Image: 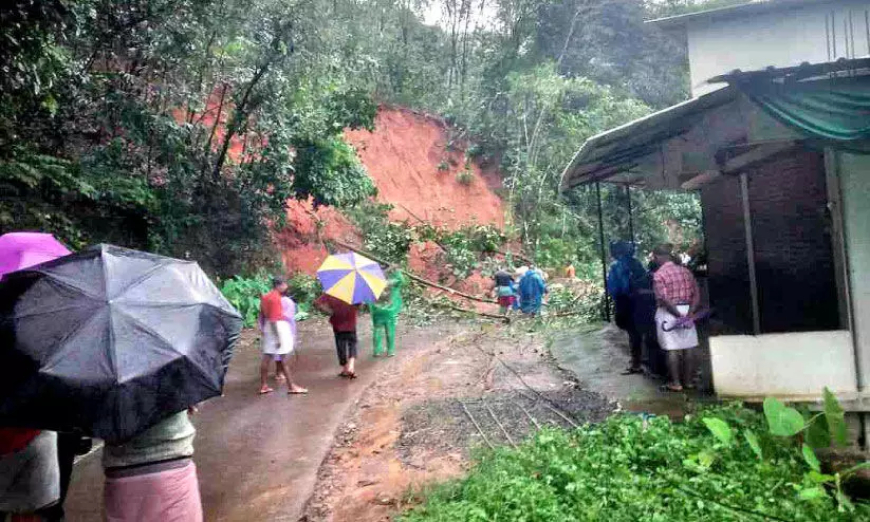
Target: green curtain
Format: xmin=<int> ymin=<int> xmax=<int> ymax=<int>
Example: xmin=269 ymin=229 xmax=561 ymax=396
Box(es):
xmin=738 ymin=75 xmax=870 ymax=145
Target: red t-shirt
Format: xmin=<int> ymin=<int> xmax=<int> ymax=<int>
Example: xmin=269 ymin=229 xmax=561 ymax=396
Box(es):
xmin=260 ymin=289 xmax=284 ymax=322
xmin=0 ymin=428 xmax=40 ymax=456
xmin=316 ymin=295 xmax=358 ymax=332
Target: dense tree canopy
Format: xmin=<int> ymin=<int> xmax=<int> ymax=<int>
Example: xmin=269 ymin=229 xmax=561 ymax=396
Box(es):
xmin=1 ymin=0 xmax=707 ymax=275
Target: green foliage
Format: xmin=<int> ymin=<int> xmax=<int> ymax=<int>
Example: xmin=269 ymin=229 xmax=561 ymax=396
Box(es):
xmin=1 ymin=0 xmax=703 ymax=283
xmin=345 ymin=200 xmax=413 ymax=265
xmin=744 ymin=429 xmax=763 ymax=460
xmin=763 ymin=397 xmax=806 ymax=437
xmin=702 ymin=417 xmax=733 ymax=445
xmin=1 ymin=0 xmax=379 ymax=276
xmin=287 ymin=273 xmax=321 ymax=316
xmin=366 ymin=221 xmax=414 ymax=265
xmin=221 ymin=274 xmax=271 ymax=327
xmin=220 ymin=272 xmax=319 ymax=327
xmin=400 ymin=404 xmax=868 ymax=521
xmin=702 ymin=389 xmax=869 ymax=514
xmin=292 ymin=137 xmax=376 ymax=208
xmin=455 ymin=169 xmax=475 ymax=186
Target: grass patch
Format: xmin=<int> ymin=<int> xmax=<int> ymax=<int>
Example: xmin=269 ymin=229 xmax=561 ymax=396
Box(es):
xmin=399 ymin=404 xmax=869 ymax=521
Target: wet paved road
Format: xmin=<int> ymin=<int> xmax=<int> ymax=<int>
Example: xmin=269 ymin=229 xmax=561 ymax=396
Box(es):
xmin=64 ymin=324 xmax=385 ymax=521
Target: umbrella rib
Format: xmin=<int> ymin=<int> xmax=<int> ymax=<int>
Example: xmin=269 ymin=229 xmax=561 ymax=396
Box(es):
xmin=114 ymin=302 xmax=242 ymax=321
xmin=101 ymin=254 xmax=118 ymax=382
xmin=11 ymin=302 xmax=103 ymax=320
xmin=37 ymin=273 xmax=104 ymax=301
xmin=40 ymin=308 xmax=110 ymax=372
xmin=112 ymin=308 xmax=219 ymax=390
xmin=107 ymin=259 xmax=173 ymax=299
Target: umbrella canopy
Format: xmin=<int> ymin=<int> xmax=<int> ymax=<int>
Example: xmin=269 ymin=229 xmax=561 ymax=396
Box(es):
xmin=0 ymin=232 xmax=71 ymax=278
xmin=316 ymin=252 xmax=386 ymax=305
xmin=0 ymin=244 xmax=242 ymax=443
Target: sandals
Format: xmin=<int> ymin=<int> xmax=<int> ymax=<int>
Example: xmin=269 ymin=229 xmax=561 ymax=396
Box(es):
xmin=660 ymin=383 xmax=684 ymax=392
xmin=621 ymin=367 xmax=643 ymax=375
xmin=339 ymin=371 xmax=358 ymax=379
xmin=258 ymin=387 xmax=274 ymax=395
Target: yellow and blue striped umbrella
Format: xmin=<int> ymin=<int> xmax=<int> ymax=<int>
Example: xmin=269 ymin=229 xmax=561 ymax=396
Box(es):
xmin=316 ymin=252 xmax=387 ymax=305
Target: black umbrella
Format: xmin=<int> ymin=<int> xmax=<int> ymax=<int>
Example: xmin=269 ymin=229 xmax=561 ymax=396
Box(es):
xmin=0 ymin=244 xmax=242 ymax=443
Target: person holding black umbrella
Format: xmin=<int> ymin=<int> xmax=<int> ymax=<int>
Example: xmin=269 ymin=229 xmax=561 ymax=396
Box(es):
xmin=102 ymin=408 xmax=201 ymax=521
xmin=0 ymin=244 xmax=243 ymax=522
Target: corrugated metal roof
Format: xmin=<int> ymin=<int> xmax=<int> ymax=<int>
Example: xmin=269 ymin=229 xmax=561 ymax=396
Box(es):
xmin=559 ymin=58 xmax=870 ymax=191
xmin=707 ymin=56 xmax=870 ymax=83
xmin=648 ymin=0 xmax=832 ymax=30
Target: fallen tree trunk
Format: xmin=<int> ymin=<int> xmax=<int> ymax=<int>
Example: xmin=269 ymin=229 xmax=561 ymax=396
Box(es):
xmin=425 ymin=298 xmax=509 ymax=321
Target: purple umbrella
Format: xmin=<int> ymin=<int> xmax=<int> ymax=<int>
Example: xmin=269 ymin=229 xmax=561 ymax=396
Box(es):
xmin=0 ymin=232 xmax=71 ymax=278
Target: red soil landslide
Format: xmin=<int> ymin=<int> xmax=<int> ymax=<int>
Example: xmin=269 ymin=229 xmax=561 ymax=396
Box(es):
xmin=344 ymin=107 xmax=504 ymax=229
xmin=277 ymin=106 xmax=505 ymax=277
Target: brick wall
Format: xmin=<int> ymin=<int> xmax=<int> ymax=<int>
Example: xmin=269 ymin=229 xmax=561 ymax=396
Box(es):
xmin=701 ymin=148 xmax=840 ymax=334
xmin=702 ymin=175 xmax=754 ymax=334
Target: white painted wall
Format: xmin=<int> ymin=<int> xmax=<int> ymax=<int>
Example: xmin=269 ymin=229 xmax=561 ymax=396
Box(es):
xmin=687 ymin=0 xmax=870 ymax=96
xmin=710 ymin=331 xmax=857 ymax=398
xmin=839 ymin=151 xmax=870 ymax=390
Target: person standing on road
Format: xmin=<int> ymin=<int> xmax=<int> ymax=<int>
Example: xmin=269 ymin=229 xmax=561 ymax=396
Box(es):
xmin=315 ymin=294 xmax=360 ymax=379
xmin=652 ymin=244 xmax=701 ymax=392
xmin=492 ymin=269 xmax=516 ymax=316
xmin=518 ymin=266 xmax=547 ymax=316
xmin=259 ymin=277 xmax=308 ymax=395
xmin=606 ymin=241 xmax=649 ymax=376
xmin=102 ymin=409 xmax=202 ymax=522
xmin=371 ymin=269 xmax=405 ymax=357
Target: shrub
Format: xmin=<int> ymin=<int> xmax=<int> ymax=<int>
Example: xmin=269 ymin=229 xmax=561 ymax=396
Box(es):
xmin=456 ymin=169 xmax=475 ymax=186
xmin=437 ymin=160 xmax=450 ymax=171
xmin=400 ymin=403 xmax=869 ymax=522
xmin=220 ymin=274 xmax=271 ymax=327
xmin=287 ymin=273 xmax=321 ymax=317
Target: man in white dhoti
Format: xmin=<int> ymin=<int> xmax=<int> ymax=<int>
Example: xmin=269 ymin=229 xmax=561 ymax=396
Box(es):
xmin=259 ymin=277 xmax=308 ymax=395
xmin=652 ymin=245 xmax=700 ymax=392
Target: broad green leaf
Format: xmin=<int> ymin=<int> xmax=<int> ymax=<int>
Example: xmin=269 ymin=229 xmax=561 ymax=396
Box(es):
xmin=823 ymin=387 xmax=848 ymax=446
xmin=807 ymin=470 xmax=835 ymax=483
xmin=763 ymin=397 xmax=805 ymax=437
xmin=805 ymin=414 xmax=831 ymax=449
xmin=798 ymin=486 xmax=826 ymax=500
xmin=698 ymin=450 xmax=716 ymax=469
xmin=743 ymin=429 xmax=763 ymax=460
xmin=802 ymin=444 xmax=821 ymax=472
xmin=702 ymin=417 xmax=732 ymax=445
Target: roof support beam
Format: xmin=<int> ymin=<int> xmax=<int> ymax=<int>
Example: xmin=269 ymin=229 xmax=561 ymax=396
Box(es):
xmin=740 ymin=172 xmax=762 ymax=335
xmin=720 ymin=141 xmax=797 ymax=175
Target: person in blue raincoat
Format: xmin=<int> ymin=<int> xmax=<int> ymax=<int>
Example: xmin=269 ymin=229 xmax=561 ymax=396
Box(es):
xmin=518 ymin=266 xmax=547 ymax=316
xmin=607 ymin=240 xmax=654 ymax=375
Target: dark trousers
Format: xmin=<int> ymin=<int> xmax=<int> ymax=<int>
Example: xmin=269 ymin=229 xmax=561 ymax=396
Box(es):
xmin=334 ymin=331 xmax=358 ymax=366
xmin=627 ymin=324 xmax=643 ymax=369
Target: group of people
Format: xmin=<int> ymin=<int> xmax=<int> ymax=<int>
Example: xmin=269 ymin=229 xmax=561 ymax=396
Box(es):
xmin=492 ymin=266 xmax=548 ymax=316
xmin=1 ymin=269 xmax=408 ymax=522
xmin=256 ymin=269 xmax=406 ymax=394
xmin=607 ymin=241 xmax=701 ymax=392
